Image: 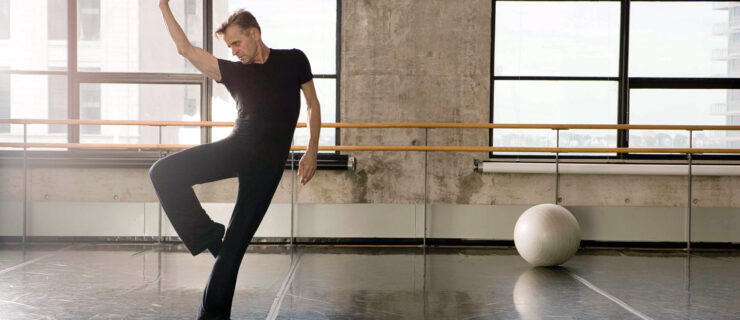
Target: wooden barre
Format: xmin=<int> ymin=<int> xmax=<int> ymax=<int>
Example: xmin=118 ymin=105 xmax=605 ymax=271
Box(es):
xmin=1 ymin=119 xmax=740 ymax=130
xmin=1 ymin=142 xmax=738 ymax=154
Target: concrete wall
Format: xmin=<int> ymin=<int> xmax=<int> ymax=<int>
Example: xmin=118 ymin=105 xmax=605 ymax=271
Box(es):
xmin=1 ymin=0 xmax=739 ymax=242
xmin=334 ymin=0 xmax=491 ymax=204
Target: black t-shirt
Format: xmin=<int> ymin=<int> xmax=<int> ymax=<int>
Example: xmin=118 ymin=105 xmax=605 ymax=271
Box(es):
xmin=216 ymin=48 xmax=313 ymax=125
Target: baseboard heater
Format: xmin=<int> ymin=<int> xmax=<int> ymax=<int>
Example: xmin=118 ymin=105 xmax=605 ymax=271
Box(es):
xmin=284 ymin=153 xmax=355 ymax=171
xmin=475 ymin=160 xmax=740 ymax=176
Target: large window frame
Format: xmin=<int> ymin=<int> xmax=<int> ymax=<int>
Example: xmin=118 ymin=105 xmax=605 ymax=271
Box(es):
xmin=0 ymin=0 xmax=342 ymax=165
xmin=490 ymin=0 xmax=740 ymax=162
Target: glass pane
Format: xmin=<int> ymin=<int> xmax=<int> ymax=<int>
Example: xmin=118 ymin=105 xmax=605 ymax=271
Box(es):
xmin=47 ymin=72 xmax=68 ymax=134
xmin=80 ymin=83 xmax=100 ymax=135
xmin=79 ymin=83 xmax=201 ymax=145
xmin=78 ymin=0 xmax=100 ymax=41
xmin=493 ymin=81 xmax=618 ymax=156
xmin=77 ymin=0 xmax=203 ymax=73
xmin=0 ymin=74 xmax=68 ymax=150
xmin=630 ymin=2 xmax=730 ymax=77
xmin=0 ymin=71 xmax=8 ymax=134
xmin=494 ymin=1 xmax=620 ymax=77
xmin=213 ymin=0 xmax=336 ymax=74
xmin=1 ymin=0 xmax=9 ymax=39
xmin=48 ymin=0 xmax=67 ymax=41
xmin=2 ymin=0 xmax=67 ymax=71
xmin=630 ymin=89 xmax=736 ymax=152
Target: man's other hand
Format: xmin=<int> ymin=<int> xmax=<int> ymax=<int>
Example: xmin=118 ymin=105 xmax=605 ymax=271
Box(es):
xmin=297 ymin=151 xmax=317 ymax=185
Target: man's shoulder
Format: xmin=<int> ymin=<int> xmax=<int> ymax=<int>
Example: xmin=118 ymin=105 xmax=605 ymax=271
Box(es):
xmin=218 ymin=58 xmax=242 ymax=67
xmin=271 ymin=48 xmax=305 ymax=57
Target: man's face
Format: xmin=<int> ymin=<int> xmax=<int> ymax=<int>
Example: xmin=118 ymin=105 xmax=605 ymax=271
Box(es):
xmin=223 ymin=25 xmax=258 ymax=64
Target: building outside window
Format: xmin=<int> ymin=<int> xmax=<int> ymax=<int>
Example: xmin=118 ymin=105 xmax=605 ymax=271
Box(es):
xmin=47 ymin=71 xmax=67 ymax=134
xmin=48 ymin=0 xmax=67 ymax=41
xmin=78 ymin=0 xmax=100 ymax=41
xmin=80 ymin=82 xmax=100 ymax=135
xmin=0 ymin=0 xmax=9 ymax=40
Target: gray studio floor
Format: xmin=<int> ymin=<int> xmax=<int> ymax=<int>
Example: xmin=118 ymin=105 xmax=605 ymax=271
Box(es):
xmin=0 ymin=243 xmax=738 ymax=319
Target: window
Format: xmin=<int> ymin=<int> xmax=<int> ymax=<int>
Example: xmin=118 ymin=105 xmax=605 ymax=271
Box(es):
xmin=630 ymin=2 xmax=728 ymax=78
xmin=77 ymin=0 xmax=203 ymax=73
xmin=78 ymin=0 xmax=100 ymax=41
xmin=630 ymin=90 xmax=732 ymax=150
xmin=731 ymin=33 xmax=740 ymax=56
xmin=1 ymin=0 xmax=339 ymax=157
xmin=211 ymin=0 xmax=338 ymax=150
xmin=494 ymin=2 xmax=620 ymax=77
xmin=731 ymin=6 xmax=740 ymax=18
xmin=629 ymin=2 xmax=739 ymax=154
xmin=493 ymin=81 xmax=617 ymax=155
xmin=184 ymin=0 xmax=201 ymax=74
xmin=185 ymin=98 xmax=197 ymax=117
xmin=0 ymin=74 xmax=69 ymax=145
xmin=48 ymin=0 xmax=67 ymax=41
xmin=76 ymin=83 xmax=201 ymax=145
xmin=48 ymin=73 xmax=68 ymax=134
xmin=492 ymin=1 xmax=620 ymax=157
xmin=492 ymin=1 xmax=740 ymax=160
xmin=4 ymin=1 xmax=67 ymax=71
xmin=185 ymin=0 xmax=197 ymax=15
xmin=0 ymin=71 xmax=8 ymax=133
xmin=79 ymin=83 xmax=100 ymax=135
xmin=0 ymin=0 xmax=8 ymax=39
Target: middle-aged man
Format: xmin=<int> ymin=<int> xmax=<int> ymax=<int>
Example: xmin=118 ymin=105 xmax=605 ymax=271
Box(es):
xmin=150 ymin=1 xmax=321 ymax=319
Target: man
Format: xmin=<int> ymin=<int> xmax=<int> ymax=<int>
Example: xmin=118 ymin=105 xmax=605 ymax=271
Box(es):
xmin=149 ymin=1 xmax=321 ymax=319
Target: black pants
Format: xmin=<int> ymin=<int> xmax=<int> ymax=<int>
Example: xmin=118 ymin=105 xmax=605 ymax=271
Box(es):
xmin=149 ymin=118 xmax=293 ymax=320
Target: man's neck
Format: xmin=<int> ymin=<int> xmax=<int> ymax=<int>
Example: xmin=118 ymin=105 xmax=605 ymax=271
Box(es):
xmin=253 ymin=42 xmax=270 ymax=64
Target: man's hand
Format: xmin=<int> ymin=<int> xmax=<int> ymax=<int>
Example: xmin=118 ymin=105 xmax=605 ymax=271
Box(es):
xmin=298 ymin=150 xmax=317 ymax=185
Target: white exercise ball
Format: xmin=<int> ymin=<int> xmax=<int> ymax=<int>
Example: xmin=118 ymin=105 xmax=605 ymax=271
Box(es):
xmin=513 ymin=204 xmax=581 ymax=267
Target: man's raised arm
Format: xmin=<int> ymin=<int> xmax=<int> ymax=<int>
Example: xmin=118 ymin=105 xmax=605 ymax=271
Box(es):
xmin=159 ymin=0 xmax=221 ymax=82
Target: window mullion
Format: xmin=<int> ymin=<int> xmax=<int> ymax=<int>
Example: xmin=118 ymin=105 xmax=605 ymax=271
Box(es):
xmin=617 ymin=0 xmax=630 ymax=158
xmin=76 ymin=72 xmax=204 ymax=84
xmin=336 ymin=0 xmax=342 ymax=151
xmin=68 ymin=0 xmax=80 ymax=145
xmin=204 ymin=0 xmax=213 ymax=144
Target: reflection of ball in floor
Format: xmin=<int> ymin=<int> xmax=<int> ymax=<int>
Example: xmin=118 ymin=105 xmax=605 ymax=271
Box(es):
xmin=513 ymin=267 xmax=576 ymax=320
xmin=514 ymin=204 xmax=581 ymax=267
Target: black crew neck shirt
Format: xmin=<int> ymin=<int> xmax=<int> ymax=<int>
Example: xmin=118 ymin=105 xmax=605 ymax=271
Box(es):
xmin=216 ymin=48 xmax=313 ymax=125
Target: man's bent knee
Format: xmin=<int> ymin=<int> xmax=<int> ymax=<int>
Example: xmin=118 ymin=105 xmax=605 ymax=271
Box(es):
xmin=149 ymin=158 xmax=169 ymax=184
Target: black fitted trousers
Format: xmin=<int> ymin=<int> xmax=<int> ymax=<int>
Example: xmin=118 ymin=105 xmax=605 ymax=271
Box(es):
xmin=149 ymin=118 xmax=294 ymax=320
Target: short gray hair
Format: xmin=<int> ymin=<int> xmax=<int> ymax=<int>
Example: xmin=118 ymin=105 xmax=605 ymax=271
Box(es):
xmin=215 ymin=9 xmax=261 ymax=39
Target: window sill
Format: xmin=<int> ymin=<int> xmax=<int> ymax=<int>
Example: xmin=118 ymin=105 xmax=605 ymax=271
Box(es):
xmin=476 ymin=161 xmax=740 ymax=176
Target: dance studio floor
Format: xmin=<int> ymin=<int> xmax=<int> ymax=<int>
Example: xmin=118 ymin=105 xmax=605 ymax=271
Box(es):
xmin=0 ymin=243 xmax=738 ymax=319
